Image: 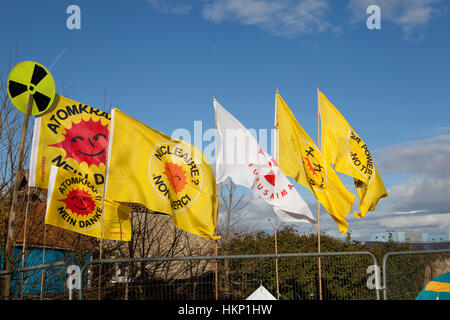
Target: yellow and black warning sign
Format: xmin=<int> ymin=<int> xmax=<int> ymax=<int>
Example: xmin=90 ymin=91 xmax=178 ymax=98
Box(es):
xmin=7 ymin=61 xmax=56 ymax=115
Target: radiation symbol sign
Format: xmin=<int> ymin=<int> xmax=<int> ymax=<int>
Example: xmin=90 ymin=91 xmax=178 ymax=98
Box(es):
xmin=7 ymin=61 xmax=56 ymax=115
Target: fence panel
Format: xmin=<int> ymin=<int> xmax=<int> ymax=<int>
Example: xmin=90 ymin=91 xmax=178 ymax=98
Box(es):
xmin=0 ymin=261 xmax=69 ymax=300
xmin=79 ymin=252 xmax=379 ymax=300
xmin=382 ymin=249 xmax=450 ymax=300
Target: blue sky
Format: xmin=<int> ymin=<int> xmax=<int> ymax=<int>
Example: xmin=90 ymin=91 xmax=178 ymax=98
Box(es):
xmin=2 ymin=0 xmax=450 ymax=240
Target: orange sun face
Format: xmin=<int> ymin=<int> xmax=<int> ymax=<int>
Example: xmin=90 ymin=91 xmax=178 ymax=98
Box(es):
xmin=50 ymin=118 xmax=109 ymax=166
xmin=163 ymin=162 xmax=187 ymax=193
xmin=60 ymin=188 xmax=96 ymax=217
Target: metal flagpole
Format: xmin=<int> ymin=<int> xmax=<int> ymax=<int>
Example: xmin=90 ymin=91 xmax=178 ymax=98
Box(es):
xmin=317 ymin=87 xmax=323 ymax=301
xmin=273 ymin=89 xmax=280 ymax=300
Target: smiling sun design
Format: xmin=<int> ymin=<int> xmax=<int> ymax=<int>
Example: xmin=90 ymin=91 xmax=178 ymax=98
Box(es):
xmin=60 ymin=188 xmax=96 ymax=217
xmin=50 ymin=118 xmax=109 ymax=166
xmin=163 ymin=162 xmax=187 ymax=193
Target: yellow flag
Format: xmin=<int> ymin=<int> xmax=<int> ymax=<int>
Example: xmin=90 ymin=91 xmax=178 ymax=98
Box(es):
xmin=318 ymin=89 xmax=388 ymax=218
xmin=29 ymin=95 xmax=110 ymax=189
xmin=45 ymin=166 xmax=131 ymax=241
xmin=104 ymin=109 xmax=219 ymax=240
xmin=276 ymin=92 xmax=355 ymax=233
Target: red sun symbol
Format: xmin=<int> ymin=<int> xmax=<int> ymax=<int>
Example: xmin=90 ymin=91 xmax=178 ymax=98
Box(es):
xmin=258 ymin=148 xmax=278 ymax=187
xmin=60 ymin=188 xmax=96 ymax=217
xmin=50 ymin=118 xmax=109 ymax=166
xmin=264 ymin=158 xmax=279 ymax=187
xmin=163 ymin=162 xmax=187 ymax=193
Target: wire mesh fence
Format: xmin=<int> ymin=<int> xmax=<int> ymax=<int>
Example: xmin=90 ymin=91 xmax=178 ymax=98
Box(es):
xmin=3 ymin=249 xmax=448 ymax=300
xmin=0 ymin=261 xmax=69 ymax=300
xmin=78 ymin=252 xmax=379 ymax=300
xmin=382 ymin=249 xmax=450 ymax=300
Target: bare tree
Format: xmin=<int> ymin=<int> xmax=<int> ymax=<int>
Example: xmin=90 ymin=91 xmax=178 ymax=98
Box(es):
xmin=215 ymin=178 xmax=252 ymax=298
xmin=0 ymin=48 xmax=38 ymax=298
xmin=0 ymin=52 xmax=93 ymax=299
xmin=94 ymin=204 xmax=216 ymax=300
xmin=217 ymin=178 xmax=252 ymax=245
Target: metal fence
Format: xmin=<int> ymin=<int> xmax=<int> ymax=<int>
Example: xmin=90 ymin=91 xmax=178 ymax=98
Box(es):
xmin=382 ymin=249 xmax=450 ymax=300
xmin=2 ymin=249 xmax=450 ymax=300
xmin=0 ymin=260 xmax=69 ymax=300
xmin=78 ymin=251 xmax=380 ymax=300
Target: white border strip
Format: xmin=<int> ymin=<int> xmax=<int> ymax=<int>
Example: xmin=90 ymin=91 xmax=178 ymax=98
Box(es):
xmin=45 ymin=165 xmax=58 ymax=221
xmin=28 ymin=116 xmax=41 ymax=187
xmin=103 ymin=108 xmax=116 ymax=200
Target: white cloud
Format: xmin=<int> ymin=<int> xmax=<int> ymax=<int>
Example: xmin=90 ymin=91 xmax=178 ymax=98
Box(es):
xmin=387 ymin=177 xmax=450 ymax=212
xmin=378 ymin=212 xmax=450 ymax=229
xmin=375 ymin=134 xmax=450 ymax=212
xmin=347 ymin=0 xmax=445 ymax=39
xmin=147 ymin=0 xmax=446 ymax=39
xmin=147 ymin=0 xmax=193 ymax=15
xmin=377 ymin=135 xmax=450 ymax=176
xmin=201 ymin=0 xmax=341 ymax=37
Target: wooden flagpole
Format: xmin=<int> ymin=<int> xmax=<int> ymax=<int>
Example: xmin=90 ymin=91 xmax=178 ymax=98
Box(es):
xmin=273 ymin=89 xmax=280 ymax=300
xmin=317 ymin=87 xmax=323 ymax=301
xmin=97 ymin=199 xmax=106 ymax=300
xmin=40 ymin=224 xmax=47 ymax=299
xmin=213 ymin=96 xmax=219 ymax=300
xmin=20 ymin=185 xmax=32 ymax=299
xmin=4 ymin=94 xmax=33 ymax=299
xmin=97 ymin=98 xmax=110 ymax=300
xmin=273 ymin=215 xmax=280 ymax=300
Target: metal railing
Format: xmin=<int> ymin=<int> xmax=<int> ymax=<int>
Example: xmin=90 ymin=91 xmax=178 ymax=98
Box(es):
xmin=79 ymin=251 xmax=380 ymax=300
xmin=0 ymin=260 xmax=69 ymax=300
xmin=381 ymin=248 xmax=450 ymax=300
xmin=3 ymin=249 xmax=448 ymax=300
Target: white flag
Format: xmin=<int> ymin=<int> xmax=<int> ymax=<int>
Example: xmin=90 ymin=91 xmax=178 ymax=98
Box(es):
xmin=214 ymin=99 xmax=316 ymax=224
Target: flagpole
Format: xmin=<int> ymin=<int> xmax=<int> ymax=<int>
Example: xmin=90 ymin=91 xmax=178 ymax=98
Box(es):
xmin=213 ymin=96 xmax=219 ymax=300
xmin=273 ymin=214 xmax=280 ymax=299
xmin=97 ymin=153 xmax=110 ymax=300
xmin=20 ymin=185 xmax=32 ymax=299
xmin=273 ymin=89 xmax=280 ymax=300
xmin=4 ymin=93 xmax=33 ymax=299
xmin=97 ymin=106 xmax=115 ymax=300
xmin=96 ymin=94 xmax=110 ymax=300
xmin=317 ymin=87 xmax=323 ymax=301
xmin=40 ymin=224 xmax=47 ymax=299
xmin=97 ymin=200 xmax=106 ymax=300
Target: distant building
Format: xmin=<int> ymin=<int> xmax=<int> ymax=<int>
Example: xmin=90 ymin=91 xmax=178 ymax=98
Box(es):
xmin=367 ymin=231 xmax=450 ymax=250
xmin=428 ymin=233 xmax=450 ymax=242
xmin=369 ymin=231 xmax=449 ymax=243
